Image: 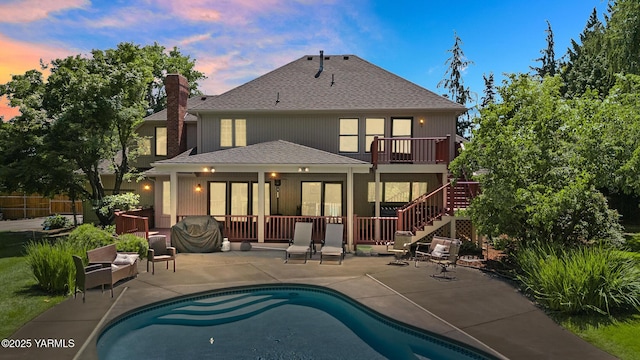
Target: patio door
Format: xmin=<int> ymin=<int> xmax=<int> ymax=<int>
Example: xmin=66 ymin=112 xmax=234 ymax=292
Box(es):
xmin=391 ymin=117 xmax=413 ymax=161
xmin=301 ymin=182 xmax=342 ymax=217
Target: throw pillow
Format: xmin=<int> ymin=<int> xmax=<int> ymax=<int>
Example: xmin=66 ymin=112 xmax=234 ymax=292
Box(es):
xmin=431 ymin=243 xmax=449 ymax=258
xmin=113 ymin=253 xmax=135 ymax=265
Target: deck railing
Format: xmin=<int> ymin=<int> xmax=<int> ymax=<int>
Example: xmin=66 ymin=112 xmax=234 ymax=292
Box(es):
xmin=370 ymin=136 xmax=450 ymax=168
xmin=353 ymin=216 xmax=397 ymax=245
xmin=115 ymin=211 xmax=149 ymax=239
xmin=397 ymin=184 xmax=448 ymax=233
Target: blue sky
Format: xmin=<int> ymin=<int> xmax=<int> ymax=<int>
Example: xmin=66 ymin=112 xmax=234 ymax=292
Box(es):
xmin=0 ymin=0 xmax=609 ymax=119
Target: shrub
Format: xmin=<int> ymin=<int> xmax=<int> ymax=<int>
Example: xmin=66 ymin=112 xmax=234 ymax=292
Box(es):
xmin=96 ymin=193 xmax=140 ymax=216
xmin=25 ymin=241 xmax=81 ymax=294
xmin=116 ymin=234 xmax=149 ymax=259
xmin=459 ymin=240 xmax=482 ymax=256
xmin=65 ymin=224 xmax=115 ymax=259
xmin=626 ymin=233 xmax=640 ymax=252
xmin=42 ymin=214 xmax=72 ymax=230
xmin=516 ymin=244 xmax=640 ymax=315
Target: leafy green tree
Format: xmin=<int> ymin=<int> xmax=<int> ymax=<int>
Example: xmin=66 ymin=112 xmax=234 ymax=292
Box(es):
xmin=438 ymin=32 xmax=474 ymax=137
xmin=451 ymin=74 xmax=623 ymax=246
xmin=531 ymin=21 xmax=558 ymax=78
xmin=0 ymin=42 xmax=205 ymax=225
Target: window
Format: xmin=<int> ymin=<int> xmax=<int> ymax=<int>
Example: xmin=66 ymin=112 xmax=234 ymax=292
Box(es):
xmin=392 ymin=118 xmax=412 ymax=154
xmin=155 ymin=127 xmax=167 ymax=156
xmin=220 ymin=119 xmax=246 ymax=147
xmin=252 ymin=183 xmax=271 ymax=217
xmin=339 ymin=118 xmax=358 ymax=153
xmin=368 ymin=181 xmax=428 ymax=202
xmin=301 ymin=182 xmax=322 ymax=216
xmin=162 ymin=181 xmax=170 ymax=215
xmin=365 ymin=118 xmax=385 ymax=152
xmin=384 ymin=182 xmax=410 ymax=202
xmin=139 ymin=138 xmax=151 ymax=156
xmin=209 ymin=182 xmax=270 ymax=221
xmin=302 ymin=182 xmax=342 ymax=216
xmin=324 ymin=183 xmax=342 ymax=216
xmin=231 ymin=183 xmax=249 ymax=220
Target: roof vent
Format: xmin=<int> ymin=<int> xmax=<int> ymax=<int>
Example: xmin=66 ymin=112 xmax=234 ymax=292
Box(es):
xmin=343 ymin=56 xmax=349 ymax=60
xmin=307 ymin=56 xmax=313 ymax=60
xmin=314 ymin=50 xmax=324 ymax=78
xmin=324 ymin=56 xmax=330 ymax=60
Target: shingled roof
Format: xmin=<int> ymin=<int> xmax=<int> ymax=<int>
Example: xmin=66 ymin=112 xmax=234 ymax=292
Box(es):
xmin=153 ymin=140 xmax=369 ymax=166
xmin=143 ymin=95 xmax=214 ymax=122
xmin=189 ymin=54 xmax=466 ymax=113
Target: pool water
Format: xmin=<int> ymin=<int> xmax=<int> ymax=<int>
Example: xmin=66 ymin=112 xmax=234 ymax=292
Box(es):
xmin=97 ymin=284 xmax=498 ymax=359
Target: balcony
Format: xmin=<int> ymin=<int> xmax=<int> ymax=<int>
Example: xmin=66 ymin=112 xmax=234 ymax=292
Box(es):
xmin=370 ymin=136 xmax=450 ymax=168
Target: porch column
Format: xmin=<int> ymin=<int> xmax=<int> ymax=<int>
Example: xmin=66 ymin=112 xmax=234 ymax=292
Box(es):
xmin=257 ymin=171 xmax=265 ymax=243
xmin=170 ymin=171 xmax=178 ymax=226
xmin=346 ymin=167 xmax=354 ymax=252
xmin=374 ymin=170 xmax=381 ymax=242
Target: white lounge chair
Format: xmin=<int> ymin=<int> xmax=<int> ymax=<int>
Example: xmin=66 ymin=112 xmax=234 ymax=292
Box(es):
xmin=320 ymin=223 xmax=345 ymax=264
xmin=285 ymin=222 xmax=313 ymax=263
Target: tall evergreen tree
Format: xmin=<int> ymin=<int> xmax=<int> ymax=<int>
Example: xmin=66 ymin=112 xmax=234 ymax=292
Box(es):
xmin=481 ymin=72 xmax=495 ymax=107
xmin=605 ymin=0 xmax=640 ymax=76
xmin=531 ymin=21 xmax=558 ymax=78
xmin=438 ymin=32 xmax=474 ymax=137
xmin=562 ymin=8 xmax=611 ymax=97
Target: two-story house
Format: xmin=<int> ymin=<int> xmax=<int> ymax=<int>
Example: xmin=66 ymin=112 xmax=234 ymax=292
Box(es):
xmin=133 ymin=53 xmax=476 ymax=252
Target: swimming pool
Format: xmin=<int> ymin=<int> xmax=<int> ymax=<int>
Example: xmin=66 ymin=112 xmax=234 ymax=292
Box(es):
xmin=98 ymin=284 xmax=498 ymax=359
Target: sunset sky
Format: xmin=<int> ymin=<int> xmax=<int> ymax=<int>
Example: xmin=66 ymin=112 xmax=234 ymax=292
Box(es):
xmin=1 ymin=0 xmax=609 ymax=120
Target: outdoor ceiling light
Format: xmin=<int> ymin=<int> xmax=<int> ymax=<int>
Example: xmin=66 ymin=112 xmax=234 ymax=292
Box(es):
xmin=298 ymin=167 xmax=309 ymax=172
xmin=195 ymin=184 xmax=202 ymax=192
xmin=203 ymin=167 xmax=215 ymax=173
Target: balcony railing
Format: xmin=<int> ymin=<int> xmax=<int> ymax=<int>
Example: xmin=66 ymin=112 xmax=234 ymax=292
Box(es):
xmin=115 ymin=211 xmax=149 ymax=239
xmin=370 ymin=136 xmax=450 ymax=168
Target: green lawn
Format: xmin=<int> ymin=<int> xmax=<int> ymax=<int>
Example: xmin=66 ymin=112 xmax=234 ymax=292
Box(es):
xmin=556 ymin=313 xmax=640 ymax=360
xmin=0 ymin=231 xmax=66 ymax=339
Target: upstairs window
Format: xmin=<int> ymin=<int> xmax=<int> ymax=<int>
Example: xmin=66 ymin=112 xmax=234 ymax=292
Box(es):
xmin=365 ymin=118 xmax=385 ymax=152
xmin=221 ymin=119 xmax=246 ymax=147
xmin=339 ymin=118 xmax=358 ymax=153
xmin=155 ymin=127 xmax=167 ymax=156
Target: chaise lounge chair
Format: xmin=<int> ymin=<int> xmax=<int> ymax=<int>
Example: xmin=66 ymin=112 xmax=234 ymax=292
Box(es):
xmin=320 ymin=223 xmax=345 ymax=264
xmin=285 ymin=222 xmax=313 ymax=263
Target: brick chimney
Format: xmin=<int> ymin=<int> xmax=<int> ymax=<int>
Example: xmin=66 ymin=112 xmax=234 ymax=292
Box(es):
xmin=165 ymin=74 xmax=189 ymax=158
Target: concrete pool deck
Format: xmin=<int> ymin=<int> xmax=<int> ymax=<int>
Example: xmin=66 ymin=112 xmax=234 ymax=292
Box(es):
xmin=0 ymin=219 xmax=615 ymax=359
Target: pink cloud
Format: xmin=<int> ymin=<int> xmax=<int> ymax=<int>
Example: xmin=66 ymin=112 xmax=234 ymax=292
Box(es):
xmin=0 ymin=0 xmax=89 ymax=23
xmin=178 ymin=33 xmax=212 ymax=46
xmin=0 ymin=34 xmax=74 ymax=120
xmin=154 ymin=0 xmax=284 ymax=25
xmin=86 ymin=6 xmax=166 ymax=28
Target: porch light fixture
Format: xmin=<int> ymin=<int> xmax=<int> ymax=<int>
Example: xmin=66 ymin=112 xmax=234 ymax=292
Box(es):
xmin=143 ymin=184 xmax=151 ymax=191
xmin=419 ymin=118 xmax=425 ymax=127
xmin=195 ymin=183 xmax=202 ymax=192
xmin=203 ymin=167 xmax=215 ymax=173
xmin=298 ymin=167 xmax=309 ymax=172
xmin=270 ymin=172 xmax=277 ymax=178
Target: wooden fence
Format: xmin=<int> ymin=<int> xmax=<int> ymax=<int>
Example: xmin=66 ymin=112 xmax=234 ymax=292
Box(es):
xmin=0 ymin=193 xmax=83 ymax=220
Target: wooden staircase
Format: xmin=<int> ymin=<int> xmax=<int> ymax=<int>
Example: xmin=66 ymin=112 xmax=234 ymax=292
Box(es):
xmin=395 ymin=178 xmax=478 ymax=245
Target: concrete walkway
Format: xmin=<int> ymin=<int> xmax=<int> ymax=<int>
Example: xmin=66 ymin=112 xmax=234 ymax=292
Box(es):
xmin=2 ymin=255 xmax=614 ymax=359
xmin=0 ymin=218 xmax=615 ymax=359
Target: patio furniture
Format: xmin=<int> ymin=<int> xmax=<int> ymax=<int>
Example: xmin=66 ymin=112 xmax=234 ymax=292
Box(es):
xmin=320 ymin=223 xmax=345 ymax=264
xmin=386 ymin=231 xmax=413 ymax=266
xmin=285 ymin=222 xmax=313 ymax=263
xmin=147 ymin=235 xmax=176 ymax=275
xmin=72 ymin=255 xmax=113 ymax=303
xmin=414 ymin=236 xmax=461 ymax=279
xmin=87 ymin=244 xmax=139 ymax=284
